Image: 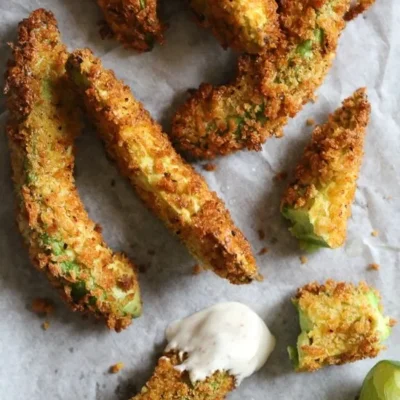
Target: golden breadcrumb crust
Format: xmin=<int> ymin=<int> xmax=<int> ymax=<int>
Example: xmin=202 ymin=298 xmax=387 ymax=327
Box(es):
xmin=66 ymin=49 xmax=259 ymax=284
xmin=132 ymin=352 xmax=235 ymax=400
xmin=171 ymin=0 xmax=376 ymax=159
xmin=4 ymin=9 xmax=141 ymax=331
xmin=97 ymin=0 xmax=165 ymax=52
xmin=281 ymin=88 xmax=370 ymax=248
xmin=294 ymin=280 xmax=394 ymax=372
xmin=189 ymin=0 xmax=280 ymax=54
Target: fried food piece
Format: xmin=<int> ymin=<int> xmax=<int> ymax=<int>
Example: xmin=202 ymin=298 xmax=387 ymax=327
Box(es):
xmin=281 ymin=89 xmax=370 ymax=251
xmin=288 ymin=280 xmax=394 ymax=372
xmin=5 ymin=9 xmax=141 ymax=331
xmin=97 ymin=0 xmax=165 ymax=52
xmin=66 ymin=49 xmax=259 ymax=284
xmin=189 ymin=0 xmax=280 ymax=54
xmin=132 ymin=352 xmax=235 ymax=400
xmin=171 ymin=0 xmax=376 ymax=159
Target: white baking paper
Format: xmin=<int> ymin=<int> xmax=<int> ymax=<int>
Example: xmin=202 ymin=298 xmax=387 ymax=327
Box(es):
xmin=0 ymin=1 xmax=399 ymax=399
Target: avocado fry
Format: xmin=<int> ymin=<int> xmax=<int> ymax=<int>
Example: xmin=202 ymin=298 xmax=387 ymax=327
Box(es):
xmin=132 ymin=351 xmax=235 ymax=400
xmin=189 ymin=0 xmax=280 ymax=54
xmin=171 ymin=0 xmax=376 ymax=159
xmin=97 ymin=0 xmax=165 ymax=52
xmin=289 ymin=280 xmax=395 ymax=372
xmin=5 ymin=9 xmax=141 ymax=331
xmin=66 ymin=49 xmax=260 ymax=285
xmin=281 ymin=89 xmax=370 ymax=251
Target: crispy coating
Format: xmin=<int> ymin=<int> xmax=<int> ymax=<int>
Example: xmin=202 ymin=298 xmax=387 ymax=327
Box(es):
xmin=97 ymin=0 xmax=165 ymax=52
xmin=132 ymin=352 xmax=235 ymax=400
xmin=4 ymin=9 xmax=141 ymax=331
xmin=281 ymin=89 xmax=370 ymax=249
xmin=171 ymin=0 xmax=376 ymax=159
xmin=291 ymin=280 xmax=394 ymax=372
xmin=66 ymin=49 xmax=259 ymax=284
xmin=345 ymin=0 xmax=376 ymax=21
xmin=189 ymin=0 xmax=280 ymax=54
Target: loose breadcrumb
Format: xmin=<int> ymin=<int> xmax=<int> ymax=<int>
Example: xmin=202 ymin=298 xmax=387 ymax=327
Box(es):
xmin=300 ymin=256 xmax=308 ymax=265
xmin=258 ymin=247 xmax=269 ymax=255
xmin=274 ymin=171 xmax=288 ymax=182
xmin=42 ymin=321 xmax=50 ymax=330
xmin=306 ymin=118 xmax=315 ymax=126
xmin=258 ymin=229 xmax=266 ymax=240
xmin=203 ymin=163 xmax=217 ymax=172
xmin=192 ymin=264 xmax=203 ymax=275
xmin=109 ymin=362 xmax=125 ymax=374
xmin=371 ymin=230 xmax=379 ymax=237
xmin=32 ymin=298 xmax=54 ymax=316
xmin=369 ymin=263 xmax=380 ymax=271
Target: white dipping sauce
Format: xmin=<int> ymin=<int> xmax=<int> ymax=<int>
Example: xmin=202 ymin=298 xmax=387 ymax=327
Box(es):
xmin=165 ymin=302 xmax=276 ymax=385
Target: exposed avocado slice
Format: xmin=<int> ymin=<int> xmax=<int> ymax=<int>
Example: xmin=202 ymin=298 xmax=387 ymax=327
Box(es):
xmin=367 ymin=292 xmax=392 ymax=341
xmin=281 ymin=206 xmax=330 ymax=252
xmin=122 ymin=290 xmax=142 ymax=318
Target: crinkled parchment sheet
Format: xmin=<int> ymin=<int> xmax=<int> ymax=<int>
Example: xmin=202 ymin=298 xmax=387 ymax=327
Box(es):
xmin=0 ymin=1 xmax=399 ymax=399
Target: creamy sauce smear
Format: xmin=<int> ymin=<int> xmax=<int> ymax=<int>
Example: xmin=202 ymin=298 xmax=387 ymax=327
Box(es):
xmin=165 ymin=302 xmax=276 ymax=385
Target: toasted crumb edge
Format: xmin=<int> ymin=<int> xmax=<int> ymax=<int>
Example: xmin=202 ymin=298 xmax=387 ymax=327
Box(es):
xmin=109 ymin=362 xmax=124 ymax=374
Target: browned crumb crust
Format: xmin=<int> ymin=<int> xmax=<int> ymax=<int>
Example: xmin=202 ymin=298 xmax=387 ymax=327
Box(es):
xmin=132 ymin=352 xmax=235 ymax=400
xmin=280 ymin=88 xmax=370 ymax=248
xmin=294 ymin=280 xmax=391 ymax=372
xmin=282 ymin=88 xmax=370 ymax=207
xmin=5 ymin=9 xmax=141 ymax=331
xmin=171 ymin=0 xmax=376 ymax=159
xmin=97 ymin=0 xmax=165 ymax=52
xmin=66 ymin=49 xmax=260 ymax=284
xmin=189 ymin=0 xmax=280 ymax=54
xmin=345 ymin=0 xmax=376 ymax=21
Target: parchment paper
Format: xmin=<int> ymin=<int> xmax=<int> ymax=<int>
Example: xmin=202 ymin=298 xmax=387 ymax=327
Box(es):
xmin=0 ymin=1 xmax=399 ymax=399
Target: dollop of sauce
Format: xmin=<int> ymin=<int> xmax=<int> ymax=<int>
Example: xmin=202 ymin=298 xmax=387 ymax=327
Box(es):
xmin=165 ymin=302 xmax=276 ymax=385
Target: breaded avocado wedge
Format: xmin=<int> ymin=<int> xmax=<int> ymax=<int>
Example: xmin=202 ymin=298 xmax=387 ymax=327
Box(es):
xmin=66 ymin=49 xmax=260 ymax=285
xmin=5 ymin=9 xmax=141 ymax=331
xmin=281 ymin=89 xmax=371 ymax=251
xmin=132 ymin=352 xmax=235 ymax=400
xmin=289 ymin=280 xmax=395 ymax=372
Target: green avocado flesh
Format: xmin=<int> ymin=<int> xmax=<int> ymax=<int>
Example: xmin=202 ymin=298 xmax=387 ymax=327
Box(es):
xmin=282 ymin=206 xmax=330 ymax=252
xmin=360 ymin=361 xmax=400 ymax=400
xmin=289 ymin=293 xmax=392 ymax=371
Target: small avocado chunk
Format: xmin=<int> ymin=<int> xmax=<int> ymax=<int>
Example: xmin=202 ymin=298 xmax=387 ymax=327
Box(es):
xmin=281 ymin=206 xmax=329 ymax=252
xmin=289 ymin=281 xmax=394 ymax=372
xmin=360 ymin=360 xmax=400 ymax=400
